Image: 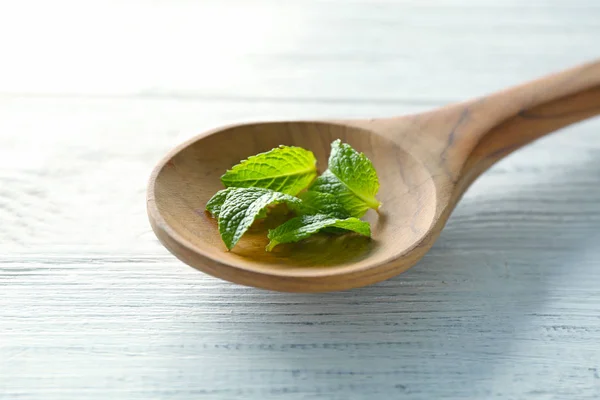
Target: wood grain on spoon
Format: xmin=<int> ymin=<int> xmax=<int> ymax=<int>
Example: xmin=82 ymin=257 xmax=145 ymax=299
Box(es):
xmin=147 ymin=60 xmax=600 ymax=292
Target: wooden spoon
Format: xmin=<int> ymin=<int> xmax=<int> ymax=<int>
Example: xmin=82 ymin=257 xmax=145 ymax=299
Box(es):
xmin=147 ymin=60 xmax=600 ymax=292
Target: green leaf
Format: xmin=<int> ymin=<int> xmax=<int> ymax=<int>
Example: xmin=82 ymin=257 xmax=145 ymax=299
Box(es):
xmin=205 ymin=188 xmax=233 ymax=218
xmin=308 ymin=140 xmax=381 ymax=217
xmin=221 ymin=145 xmax=317 ymax=195
xmin=218 ymin=187 xmax=303 ymax=250
xmin=266 ymin=214 xmax=371 ymax=251
xmin=298 ymin=191 xmax=350 ymax=219
xmin=308 ymin=170 xmax=372 ymax=218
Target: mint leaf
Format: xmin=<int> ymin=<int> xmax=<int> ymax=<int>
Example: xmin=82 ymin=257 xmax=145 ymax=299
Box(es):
xmin=221 ymin=145 xmax=317 ymax=195
xmin=298 ymin=191 xmax=350 ymax=219
xmin=266 ymin=214 xmax=371 ymax=251
xmin=205 ymin=188 xmax=233 ymax=218
xmin=308 ymin=170 xmax=372 ymax=218
xmin=308 ymin=140 xmax=381 ymax=218
xmin=206 ymin=140 xmax=381 ymax=253
xmin=218 ymin=187 xmax=302 ymax=250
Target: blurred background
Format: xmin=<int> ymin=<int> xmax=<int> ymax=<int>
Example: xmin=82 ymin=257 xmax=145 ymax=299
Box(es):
xmin=1 ymin=1 xmax=599 ymax=399
xmin=1 ymin=1 xmax=597 ymax=97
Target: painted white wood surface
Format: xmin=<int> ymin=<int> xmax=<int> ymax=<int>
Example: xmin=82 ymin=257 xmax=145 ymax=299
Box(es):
xmin=1 ymin=1 xmax=599 ymax=399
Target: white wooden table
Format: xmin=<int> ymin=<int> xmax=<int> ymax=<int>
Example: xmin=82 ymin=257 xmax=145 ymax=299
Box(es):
xmin=1 ymin=1 xmax=599 ymax=399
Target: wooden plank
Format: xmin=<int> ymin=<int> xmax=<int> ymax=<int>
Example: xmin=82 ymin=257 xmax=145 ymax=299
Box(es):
xmin=1 ymin=96 xmax=599 ymax=399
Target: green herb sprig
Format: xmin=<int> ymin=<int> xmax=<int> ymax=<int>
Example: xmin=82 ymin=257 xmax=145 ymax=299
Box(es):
xmin=205 ymin=140 xmax=381 ymax=251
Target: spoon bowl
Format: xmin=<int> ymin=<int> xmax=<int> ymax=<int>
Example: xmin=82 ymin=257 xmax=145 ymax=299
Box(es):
xmin=149 ymin=121 xmax=438 ymax=291
xmin=148 ymin=60 xmax=600 ymax=292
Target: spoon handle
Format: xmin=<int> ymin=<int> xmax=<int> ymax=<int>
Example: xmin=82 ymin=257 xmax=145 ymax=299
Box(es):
xmin=472 ymin=59 xmax=600 ymax=131
xmin=456 ymin=60 xmax=600 ymax=179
